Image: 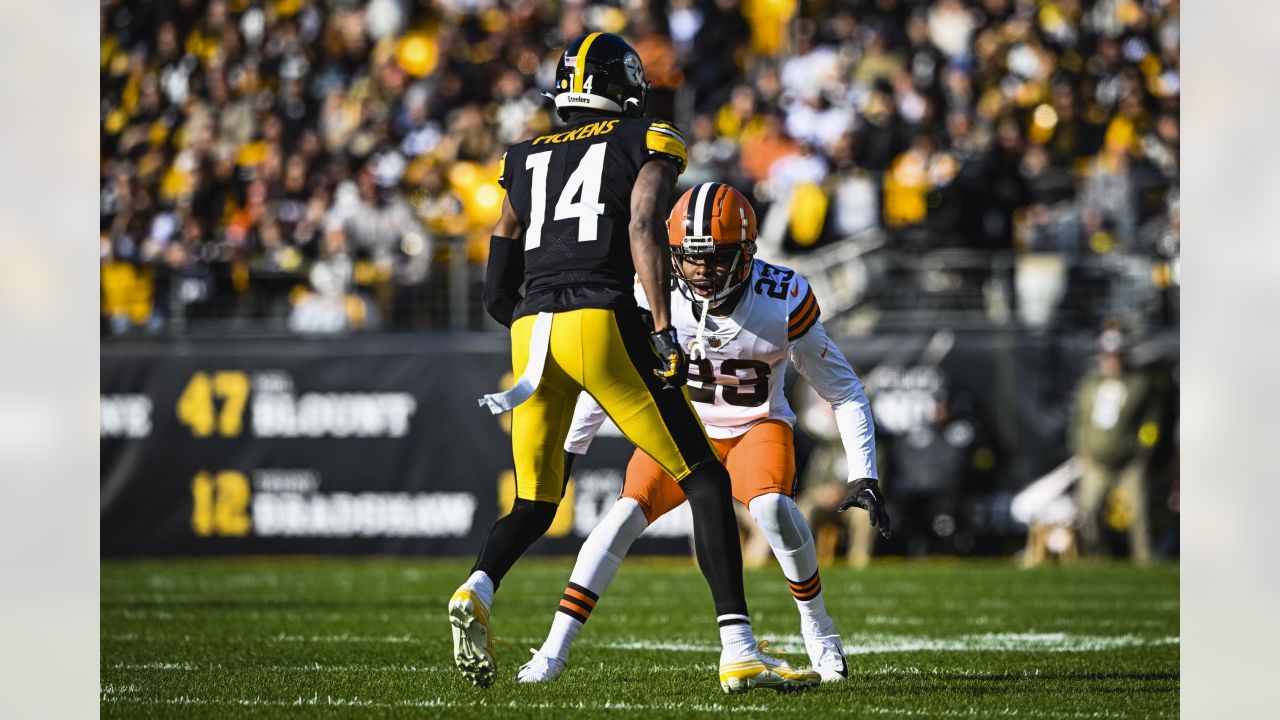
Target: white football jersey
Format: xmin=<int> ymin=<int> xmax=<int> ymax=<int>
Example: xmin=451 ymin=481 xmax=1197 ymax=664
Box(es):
xmin=563 ymin=258 xmax=879 ymax=479
xmin=642 ymin=258 xmax=821 ymax=438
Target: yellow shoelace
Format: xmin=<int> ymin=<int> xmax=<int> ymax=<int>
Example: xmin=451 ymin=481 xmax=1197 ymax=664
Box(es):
xmin=756 ymin=640 xmax=789 ymax=660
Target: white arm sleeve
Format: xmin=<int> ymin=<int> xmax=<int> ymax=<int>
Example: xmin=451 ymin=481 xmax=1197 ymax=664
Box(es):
xmin=633 ymin=281 xmax=652 ymax=310
xmin=564 ymin=392 xmax=609 ymax=455
xmin=788 ymin=319 xmax=878 ymax=481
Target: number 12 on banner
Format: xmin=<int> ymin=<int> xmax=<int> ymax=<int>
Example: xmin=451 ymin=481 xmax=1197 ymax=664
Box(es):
xmin=190 ymin=470 xmax=251 ymax=537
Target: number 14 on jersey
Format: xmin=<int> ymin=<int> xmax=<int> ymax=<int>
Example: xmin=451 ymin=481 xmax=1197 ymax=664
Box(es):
xmin=524 ymin=142 xmax=607 ymax=250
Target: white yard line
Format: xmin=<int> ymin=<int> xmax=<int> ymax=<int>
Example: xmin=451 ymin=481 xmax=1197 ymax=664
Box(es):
xmin=98 ymin=694 xmax=1156 ymax=718
xmin=105 ymin=630 xmax=1178 ymax=654
xmin=105 ymin=631 xmax=420 ymax=644
xmin=99 ymin=694 xmax=772 ymax=714
xmin=598 ymin=632 xmax=1179 ymax=655
xmin=861 ymin=705 xmax=1139 ymax=719
xmin=865 ymin=616 xmax=929 ymax=625
xmin=109 ymin=661 xmax=446 ymax=673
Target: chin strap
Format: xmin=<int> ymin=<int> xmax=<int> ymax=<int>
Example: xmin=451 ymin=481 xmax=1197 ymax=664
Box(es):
xmin=687 ymin=296 xmax=712 ymax=362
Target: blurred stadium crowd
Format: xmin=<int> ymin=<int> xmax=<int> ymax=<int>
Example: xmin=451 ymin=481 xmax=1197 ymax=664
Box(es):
xmin=100 ymin=0 xmax=1179 ymax=334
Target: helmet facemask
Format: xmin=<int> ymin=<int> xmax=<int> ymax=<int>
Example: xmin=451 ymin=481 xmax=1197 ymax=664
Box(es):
xmin=671 ymin=236 xmax=756 ymax=310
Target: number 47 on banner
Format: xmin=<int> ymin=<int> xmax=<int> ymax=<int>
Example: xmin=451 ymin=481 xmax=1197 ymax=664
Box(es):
xmin=177 ymin=371 xmax=250 ymax=437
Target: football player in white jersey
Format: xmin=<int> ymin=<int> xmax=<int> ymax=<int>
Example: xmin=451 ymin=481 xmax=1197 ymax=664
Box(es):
xmin=516 ymin=182 xmax=892 ymax=685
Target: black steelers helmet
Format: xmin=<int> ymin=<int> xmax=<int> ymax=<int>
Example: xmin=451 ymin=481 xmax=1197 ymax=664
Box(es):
xmin=547 ymin=32 xmax=649 ymax=121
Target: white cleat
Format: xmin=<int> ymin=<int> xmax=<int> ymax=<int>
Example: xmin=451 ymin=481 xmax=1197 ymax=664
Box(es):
xmin=516 ymin=649 xmax=567 ymax=683
xmin=804 ymin=632 xmax=849 ymax=683
xmin=448 ymin=588 xmax=496 ymax=688
xmin=719 ymin=647 xmax=821 ymax=694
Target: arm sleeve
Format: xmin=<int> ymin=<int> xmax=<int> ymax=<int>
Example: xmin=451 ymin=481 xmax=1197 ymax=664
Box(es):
xmin=789 ymin=318 xmax=878 ymax=481
xmin=633 ymin=281 xmax=652 ymax=311
xmin=564 ymin=392 xmax=610 ymax=455
xmin=483 ymin=235 xmax=523 ymax=327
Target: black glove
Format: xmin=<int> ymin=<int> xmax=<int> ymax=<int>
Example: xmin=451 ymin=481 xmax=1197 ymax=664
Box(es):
xmin=837 ymin=478 xmax=892 ymax=539
xmin=650 ymin=326 xmax=688 ymax=390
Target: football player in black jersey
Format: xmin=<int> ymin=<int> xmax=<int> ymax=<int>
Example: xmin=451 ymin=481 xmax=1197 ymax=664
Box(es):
xmin=449 ymin=32 xmax=815 ymax=692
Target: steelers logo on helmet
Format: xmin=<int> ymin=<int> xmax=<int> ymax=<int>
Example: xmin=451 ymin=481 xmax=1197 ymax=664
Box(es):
xmin=666 ymin=183 xmax=759 ymax=309
xmin=545 ymin=32 xmax=650 ymax=121
xmin=623 ymin=52 xmax=645 ymax=87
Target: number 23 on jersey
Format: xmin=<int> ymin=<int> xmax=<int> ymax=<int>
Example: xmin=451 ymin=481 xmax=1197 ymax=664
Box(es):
xmin=688 ymin=358 xmax=771 ymax=408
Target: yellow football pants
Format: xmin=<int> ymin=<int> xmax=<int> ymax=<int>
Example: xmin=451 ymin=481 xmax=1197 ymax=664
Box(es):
xmin=509 ymin=307 xmax=717 ymax=504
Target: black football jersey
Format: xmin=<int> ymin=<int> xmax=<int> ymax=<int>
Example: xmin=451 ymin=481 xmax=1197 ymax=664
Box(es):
xmin=499 ymin=112 xmax=687 ymax=320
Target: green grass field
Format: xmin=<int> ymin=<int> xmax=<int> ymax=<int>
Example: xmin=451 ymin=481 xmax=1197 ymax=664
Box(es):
xmin=102 ymin=557 xmax=1178 ymax=719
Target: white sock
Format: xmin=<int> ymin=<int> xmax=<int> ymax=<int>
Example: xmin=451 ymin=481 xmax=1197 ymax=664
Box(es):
xmin=718 ymin=616 xmax=758 ymax=661
xmin=748 ymin=493 xmax=836 ymax=637
xmin=782 ymin=543 xmax=835 ymax=637
xmin=542 ymin=612 xmax=583 ymax=662
xmin=541 ymin=498 xmax=648 ymax=662
xmin=461 ymin=570 xmax=495 ymax=609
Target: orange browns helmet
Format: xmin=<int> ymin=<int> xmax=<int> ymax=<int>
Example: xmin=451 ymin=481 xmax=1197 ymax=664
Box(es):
xmin=666 ymin=182 xmax=758 ymax=308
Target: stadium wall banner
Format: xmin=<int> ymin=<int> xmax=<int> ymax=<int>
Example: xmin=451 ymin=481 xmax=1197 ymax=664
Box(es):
xmin=101 ymin=330 xmax=1177 ymax=557
xmin=101 ymin=335 xmax=687 ymax=557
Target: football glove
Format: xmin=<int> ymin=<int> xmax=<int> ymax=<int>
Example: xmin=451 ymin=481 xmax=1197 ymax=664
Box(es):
xmin=650 ymin=326 xmax=688 ymax=390
xmin=837 ymin=478 xmax=892 ymax=539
